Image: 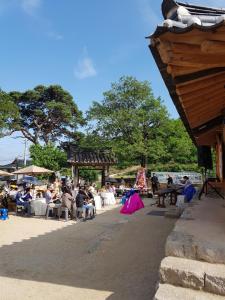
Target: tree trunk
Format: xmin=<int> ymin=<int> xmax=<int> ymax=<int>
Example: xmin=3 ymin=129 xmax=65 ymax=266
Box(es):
xmin=141 ymin=155 xmax=147 ymax=168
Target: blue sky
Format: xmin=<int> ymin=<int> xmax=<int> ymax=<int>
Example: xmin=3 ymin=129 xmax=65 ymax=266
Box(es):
xmin=0 ymin=0 xmax=223 ymax=163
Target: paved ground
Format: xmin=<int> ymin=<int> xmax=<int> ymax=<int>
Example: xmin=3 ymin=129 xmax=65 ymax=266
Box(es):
xmin=0 ymin=199 xmax=176 ymax=300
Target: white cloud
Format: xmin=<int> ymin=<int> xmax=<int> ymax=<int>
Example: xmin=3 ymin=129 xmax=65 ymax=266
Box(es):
xmin=74 ymin=50 xmax=97 ymax=80
xmin=21 ymin=0 xmax=41 ymax=16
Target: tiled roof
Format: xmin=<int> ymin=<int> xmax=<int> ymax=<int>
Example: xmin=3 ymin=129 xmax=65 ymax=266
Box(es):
xmin=68 ymin=150 xmax=117 ymax=166
xmin=0 ymin=159 xmax=32 ymax=170
xmin=153 ymin=0 xmax=225 ymax=36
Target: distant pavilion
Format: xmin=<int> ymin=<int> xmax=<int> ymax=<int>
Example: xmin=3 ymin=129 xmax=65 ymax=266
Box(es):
xmin=67 ymin=147 xmax=117 ymax=186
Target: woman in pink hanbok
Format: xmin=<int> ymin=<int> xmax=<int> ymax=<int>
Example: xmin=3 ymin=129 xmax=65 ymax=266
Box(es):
xmin=120 ymin=189 xmax=144 ymax=215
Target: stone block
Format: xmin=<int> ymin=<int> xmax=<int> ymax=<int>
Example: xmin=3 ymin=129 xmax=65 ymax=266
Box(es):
xmin=154 ymin=284 xmax=225 ymax=300
xmin=205 ymin=264 xmax=225 ymax=296
xmin=160 ymin=257 xmax=205 ymax=290
xmin=196 ymin=241 xmax=225 ymax=264
xmin=165 ymin=231 xmax=196 ymax=259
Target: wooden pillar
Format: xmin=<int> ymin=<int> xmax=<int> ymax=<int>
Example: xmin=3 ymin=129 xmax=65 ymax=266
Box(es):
xmin=101 ymin=167 xmax=106 ymax=187
xmin=73 ymin=165 xmax=79 ymax=187
xmin=106 ymin=165 xmax=110 ymax=178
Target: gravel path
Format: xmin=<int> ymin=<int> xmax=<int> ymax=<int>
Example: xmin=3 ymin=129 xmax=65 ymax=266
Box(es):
xmin=0 ymin=199 xmax=175 ymax=300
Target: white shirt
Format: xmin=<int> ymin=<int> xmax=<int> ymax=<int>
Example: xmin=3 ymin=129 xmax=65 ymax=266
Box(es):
xmin=45 ymin=190 xmax=52 ymax=204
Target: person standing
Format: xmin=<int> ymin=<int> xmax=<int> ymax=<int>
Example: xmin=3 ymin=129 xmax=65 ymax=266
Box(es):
xmin=167 ymin=175 xmax=173 ymax=188
xmin=61 ymin=186 xmax=76 ymax=220
xmin=151 ymin=173 xmax=159 ymax=194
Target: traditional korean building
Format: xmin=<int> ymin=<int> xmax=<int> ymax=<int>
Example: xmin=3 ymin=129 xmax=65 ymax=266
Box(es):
xmin=67 ymin=147 xmax=117 ymax=186
xmin=148 ymin=0 xmax=225 ymax=185
xmin=148 ymin=3 xmax=225 ymax=298
xmin=0 ymin=158 xmax=31 ymax=173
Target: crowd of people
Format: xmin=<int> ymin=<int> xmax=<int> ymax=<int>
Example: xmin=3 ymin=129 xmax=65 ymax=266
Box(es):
xmin=0 ymin=171 xmax=197 ymax=221
xmin=0 ymin=179 xmax=119 ymax=221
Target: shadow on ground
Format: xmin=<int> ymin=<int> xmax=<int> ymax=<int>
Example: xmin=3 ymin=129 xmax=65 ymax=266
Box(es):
xmin=0 ymin=201 xmax=176 ymax=300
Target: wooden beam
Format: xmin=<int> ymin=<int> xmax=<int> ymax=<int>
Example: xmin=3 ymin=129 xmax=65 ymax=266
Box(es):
xmin=181 ymin=87 xmax=225 ymax=105
xmin=166 ymin=52 xmax=225 ymax=67
xmin=184 ymin=98 xmax=224 ymax=116
xmin=189 ymin=105 xmax=222 ymax=121
xmin=167 ymin=65 xmax=203 ymax=77
xmin=101 ymin=167 xmax=106 ymax=187
xmin=182 ymin=94 xmax=225 ymax=112
xmin=174 ymin=67 xmax=225 ymax=85
xmin=176 ymin=73 xmax=225 ymax=96
xmin=190 ymin=111 xmax=223 ymax=128
xmin=195 ymin=133 xmax=217 ymax=146
xmin=182 ymin=91 xmax=224 ymax=108
xmin=222 ymin=125 xmax=225 ymax=145
xmin=161 ymin=30 xmax=225 ymax=46
xmin=161 ymin=40 xmax=225 ymax=57
xmin=186 ymin=104 xmax=223 ymax=121
xmin=184 ymin=99 xmax=225 ymax=116
xmin=177 ymin=70 xmax=225 ymax=88
xmin=73 ymin=166 xmax=79 ymax=187
xmin=202 ymin=40 xmax=225 ymax=54
xmin=188 ymin=110 xmax=222 ymax=126
xmin=191 ymin=115 xmax=224 ymax=136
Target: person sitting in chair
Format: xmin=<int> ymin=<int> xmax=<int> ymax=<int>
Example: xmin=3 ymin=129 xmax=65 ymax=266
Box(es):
xmin=178 ymin=176 xmax=196 ymax=202
xmin=76 ymin=189 xmax=94 ymax=221
xmin=16 ymin=187 xmax=32 ymax=216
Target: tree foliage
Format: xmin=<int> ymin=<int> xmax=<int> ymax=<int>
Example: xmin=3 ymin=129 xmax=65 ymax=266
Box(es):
xmin=79 ymin=169 xmax=99 ymax=183
xmin=0 ymin=90 xmax=19 ymax=137
xmin=0 ymin=77 xmax=198 ymax=173
xmin=30 ymin=144 xmax=67 ymax=171
xmin=85 ymin=76 xmax=197 ymax=170
xmin=87 ymin=76 xmax=169 ymax=167
xmin=9 ymin=85 xmax=84 ymax=144
xmin=165 ymin=119 xmax=197 ymax=164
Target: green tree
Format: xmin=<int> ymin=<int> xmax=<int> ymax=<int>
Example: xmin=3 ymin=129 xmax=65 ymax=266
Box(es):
xmin=87 ymin=76 xmax=169 ymax=167
xmin=9 ymin=85 xmax=84 ymax=144
xmin=0 ymin=90 xmax=19 ymax=137
xmin=165 ymin=119 xmax=197 ymax=164
xmin=79 ymin=169 xmax=99 ymax=183
xmin=30 ymin=144 xmax=67 ymax=171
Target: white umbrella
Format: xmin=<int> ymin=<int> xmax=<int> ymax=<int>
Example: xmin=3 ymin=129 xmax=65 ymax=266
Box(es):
xmin=13 ymin=165 xmax=54 ymax=176
xmin=0 ymin=170 xmax=13 ymax=176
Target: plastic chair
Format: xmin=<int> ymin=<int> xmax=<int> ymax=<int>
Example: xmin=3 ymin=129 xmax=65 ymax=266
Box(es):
xmin=46 ymin=203 xmax=61 ymax=219
xmin=46 ymin=205 xmax=54 ymax=219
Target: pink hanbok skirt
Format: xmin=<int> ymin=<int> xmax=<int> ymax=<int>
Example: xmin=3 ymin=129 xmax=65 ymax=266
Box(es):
xmin=120 ymin=193 xmax=144 ymax=215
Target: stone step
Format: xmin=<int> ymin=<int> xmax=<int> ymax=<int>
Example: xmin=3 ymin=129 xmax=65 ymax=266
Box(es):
xmin=160 ymin=256 xmax=225 ymax=296
xmin=165 ymin=195 xmax=225 ymax=264
xmin=154 ymin=284 xmax=225 ymax=300
xmin=166 ymin=229 xmax=225 ymax=264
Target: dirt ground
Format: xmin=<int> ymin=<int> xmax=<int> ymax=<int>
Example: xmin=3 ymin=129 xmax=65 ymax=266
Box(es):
xmin=0 ymin=199 xmax=176 ymax=300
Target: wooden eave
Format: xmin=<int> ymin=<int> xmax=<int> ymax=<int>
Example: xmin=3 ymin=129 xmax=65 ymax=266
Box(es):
xmin=149 ymin=22 xmax=225 ymax=146
xmin=68 ymin=151 xmax=117 ymax=167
